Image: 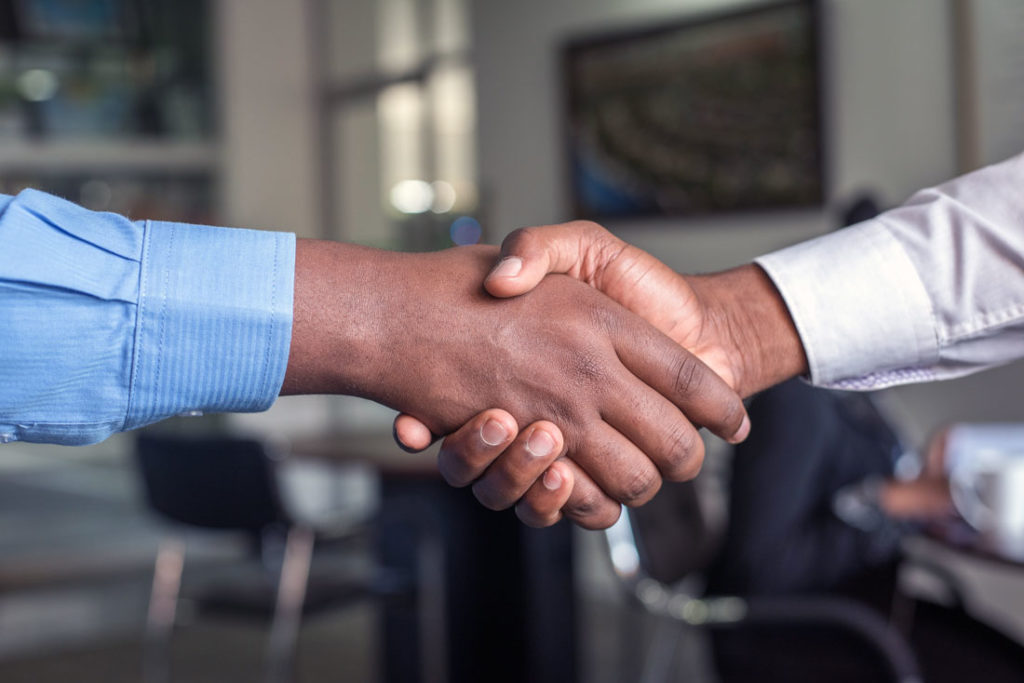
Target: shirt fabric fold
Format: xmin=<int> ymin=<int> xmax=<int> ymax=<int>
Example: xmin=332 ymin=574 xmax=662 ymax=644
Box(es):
xmin=0 ymin=189 xmax=295 ymax=445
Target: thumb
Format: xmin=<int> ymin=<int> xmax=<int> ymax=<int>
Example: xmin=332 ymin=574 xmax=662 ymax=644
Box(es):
xmin=485 ymin=221 xmax=623 ymax=298
xmin=393 ymin=413 xmax=436 ymax=453
xmin=484 ymin=226 xmax=557 ymax=298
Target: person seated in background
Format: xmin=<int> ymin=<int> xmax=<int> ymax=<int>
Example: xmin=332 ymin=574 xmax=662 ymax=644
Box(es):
xmin=706 ymin=378 xmax=937 ymax=598
xmin=708 ymin=380 xmax=1024 ymax=683
xmin=662 ymin=194 xmax=1024 ymax=681
xmin=709 ymin=193 xmax=951 ymax=597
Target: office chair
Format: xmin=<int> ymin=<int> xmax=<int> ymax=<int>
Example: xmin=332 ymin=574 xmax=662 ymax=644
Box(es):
xmin=135 ymin=433 xmax=378 ymax=683
xmin=604 ymin=379 xmax=924 ymax=682
xmin=605 ymin=491 xmax=922 ymax=683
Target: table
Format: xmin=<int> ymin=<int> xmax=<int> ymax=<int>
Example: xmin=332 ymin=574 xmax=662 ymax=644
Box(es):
xmin=916 ymin=518 xmax=1024 ymax=568
xmin=900 ymin=521 xmax=1024 ymax=651
xmin=290 ymin=431 xmax=578 ymax=683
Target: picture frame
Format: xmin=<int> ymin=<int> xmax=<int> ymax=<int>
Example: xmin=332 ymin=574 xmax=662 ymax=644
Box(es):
xmin=562 ymin=0 xmax=825 ymax=220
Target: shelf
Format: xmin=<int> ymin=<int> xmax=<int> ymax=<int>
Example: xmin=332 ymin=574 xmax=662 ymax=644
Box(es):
xmin=0 ymin=140 xmax=219 ymax=174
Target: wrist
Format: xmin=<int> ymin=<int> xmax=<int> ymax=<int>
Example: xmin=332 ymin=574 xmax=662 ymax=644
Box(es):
xmin=281 ymin=239 xmax=398 ymax=398
xmin=688 ymin=264 xmax=808 ymax=397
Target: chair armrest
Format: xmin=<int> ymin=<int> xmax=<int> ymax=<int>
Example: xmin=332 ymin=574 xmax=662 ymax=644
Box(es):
xmin=726 ymin=595 xmax=922 ymax=683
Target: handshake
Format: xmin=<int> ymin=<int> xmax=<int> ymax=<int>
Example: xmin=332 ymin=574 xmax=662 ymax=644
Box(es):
xmin=282 ymin=220 xmax=809 ymax=530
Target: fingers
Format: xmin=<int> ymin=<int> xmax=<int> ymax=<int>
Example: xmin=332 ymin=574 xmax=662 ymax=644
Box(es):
xmin=471 ymin=421 xmax=566 ymax=510
xmin=485 ymin=221 xmax=622 ymax=298
xmin=515 ymin=460 xmax=574 ymax=528
xmin=436 ymin=409 xmax=520 ymax=487
xmin=393 ymin=413 xmax=436 ymax=452
xmin=600 ymin=378 xmax=707 ymax=483
xmin=559 ymin=460 xmax=623 ymax=530
xmin=567 ymin=421 xmax=664 ymax=508
xmin=430 ymin=410 xmax=621 ymax=530
xmin=613 ymin=318 xmax=750 ymax=446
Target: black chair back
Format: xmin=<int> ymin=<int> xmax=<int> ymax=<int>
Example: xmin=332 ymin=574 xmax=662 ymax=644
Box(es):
xmin=136 ymin=434 xmax=289 ymax=532
xmin=629 ymin=481 xmax=713 ymax=585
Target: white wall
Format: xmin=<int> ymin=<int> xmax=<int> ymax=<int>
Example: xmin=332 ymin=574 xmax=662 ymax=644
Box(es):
xmin=216 ymin=0 xmax=320 ymax=238
xmin=471 ymin=0 xmax=1024 ymax=441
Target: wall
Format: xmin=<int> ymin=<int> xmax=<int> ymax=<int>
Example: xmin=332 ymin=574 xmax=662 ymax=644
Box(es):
xmin=471 ymin=0 xmax=1024 ymax=442
xmin=216 ymin=0 xmax=320 ymax=239
xmin=472 ymin=0 xmax=958 ymax=262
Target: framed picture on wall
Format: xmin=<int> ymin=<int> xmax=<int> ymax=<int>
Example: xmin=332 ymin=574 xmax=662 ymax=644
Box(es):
xmin=562 ymin=0 xmax=824 ymax=220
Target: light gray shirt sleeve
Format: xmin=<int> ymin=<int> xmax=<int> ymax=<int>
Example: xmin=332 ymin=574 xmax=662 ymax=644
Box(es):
xmin=754 ymin=151 xmax=1024 ymax=390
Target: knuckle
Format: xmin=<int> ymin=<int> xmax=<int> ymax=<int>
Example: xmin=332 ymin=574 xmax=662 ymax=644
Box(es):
xmin=504 ymin=226 xmax=537 ymax=253
xmin=515 ymin=502 xmax=557 ymax=529
xmin=471 ymin=480 xmax=509 ymax=511
xmin=616 ymin=466 xmax=662 ymax=507
xmin=437 ymin=459 xmax=471 ymax=488
xmin=720 ymin=396 xmax=746 ymax=433
xmin=437 ymin=447 xmax=478 ymax=488
xmin=672 ymin=355 xmax=706 ymax=398
xmin=564 ymin=485 xmax=606 ymax=519
xmin=585 ymin=298 xmax=621 ymax=334
xmin=501 ymin=462 xmax=537 ymax=492
xmin=442 ymin=471 xmax=472 ymax=489
xmin=571 ymin=219 xmax=613 ymax=241
xmin=569 ymin=219 xmax=605 ymax=240
xmin=573 ymin=504 xmax=622 ymax=531
xmin=661 ymin=429 xmax=705 ymax=481
xmin=572 ymin=349 xmax=608 ymax=384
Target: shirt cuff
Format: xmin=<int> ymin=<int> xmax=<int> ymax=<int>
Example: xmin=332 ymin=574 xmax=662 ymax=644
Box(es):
xmin=125 ymin=220 xmax=295 ymax=430
xmin=754 ymin=220 xmax=938 ymax=388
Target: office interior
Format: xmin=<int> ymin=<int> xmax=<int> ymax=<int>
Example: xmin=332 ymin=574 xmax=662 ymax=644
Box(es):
xmin=2 ymin=0 xmax=1024 ymax=681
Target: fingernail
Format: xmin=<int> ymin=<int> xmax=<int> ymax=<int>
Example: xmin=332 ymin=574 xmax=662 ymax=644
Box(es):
xmin=481 ymin=419 xmax=508 ymax=446
xmin=490 ymin=257 xmax=523 ymax=279
xmin=543 ymin=468 xmax=562 ymax=490
xmin=526 ymin=429 xmax=556 ymax=457
xmin=729 ymin=415 xmax=751 ymax=444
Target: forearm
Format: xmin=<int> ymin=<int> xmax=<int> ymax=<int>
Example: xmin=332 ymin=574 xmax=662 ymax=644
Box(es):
xmin=688 ymin=264 xmax=808 ymax=398
xmin=281 ymin=239 xmax=387 ymax=398
xmin=281 ymin=240 xmax=491 ymax=412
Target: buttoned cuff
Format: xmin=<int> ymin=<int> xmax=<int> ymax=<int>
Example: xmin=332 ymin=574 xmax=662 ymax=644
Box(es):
xmin=125 ymin=220 xmax=295 ymax=430
xmin=754 ymin=220 xmax=938 ymax=389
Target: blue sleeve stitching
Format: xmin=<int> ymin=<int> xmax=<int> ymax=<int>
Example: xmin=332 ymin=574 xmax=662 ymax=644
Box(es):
xmin=152 ymin=223 xmax=175 ymax=415
xmin=124 ymin=220 xmax=151 ymax=431
xmin=261 ymin=235 xmax=280 ymax=402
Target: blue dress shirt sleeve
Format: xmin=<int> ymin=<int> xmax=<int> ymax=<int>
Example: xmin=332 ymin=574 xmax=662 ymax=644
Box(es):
xmin=0 ymin=189 xmax=295 ymax=445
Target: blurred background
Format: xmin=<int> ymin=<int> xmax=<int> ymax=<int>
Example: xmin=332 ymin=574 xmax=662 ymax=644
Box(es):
xmin=2 ymin=0 xmax=1024 ymax=681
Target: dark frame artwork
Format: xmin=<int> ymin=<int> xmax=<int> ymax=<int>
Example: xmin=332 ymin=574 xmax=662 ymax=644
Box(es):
xmin=562 ymin=0 xmax=825 ymax=220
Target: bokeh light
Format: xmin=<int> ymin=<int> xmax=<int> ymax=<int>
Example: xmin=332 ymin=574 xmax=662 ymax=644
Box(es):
xmin=431 ymin=180 xmax=457 ymax=213
xmin=389 ymin=179 xmax=434 ymax=214
xmin=16 ymin=69 xmax=59 ymax=102
xmin=450 ymin=216 xmax=482 ymax=245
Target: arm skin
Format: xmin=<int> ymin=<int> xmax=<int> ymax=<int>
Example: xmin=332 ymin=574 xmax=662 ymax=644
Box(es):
xmin=281 ymin=238 xmax=749 ymax=529
xmin=394 ymin=221 xmax=809 ymax=527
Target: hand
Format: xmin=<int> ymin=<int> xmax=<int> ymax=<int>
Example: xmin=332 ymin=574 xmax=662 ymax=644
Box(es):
xmin=395 ymin=221 xmax=806 ymax=527
xmin=879 ymin=478 xmax=953 ymax=521
xmin=282 ymin=240 xmax=749 ymax=528
xmin=428 ymin=408 xmax=577 ymax=528
xmin=878 ymin=426 xmax=954 ymax=521
xmin=482 ymin=220 xmax=808 ymax=396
